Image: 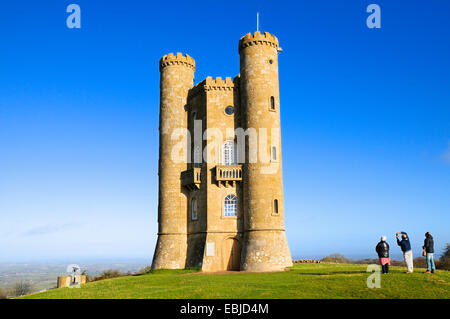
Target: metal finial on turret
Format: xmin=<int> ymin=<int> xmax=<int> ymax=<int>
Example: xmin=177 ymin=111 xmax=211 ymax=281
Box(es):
xmin=257 ymin=12 xmax=259 ymax=32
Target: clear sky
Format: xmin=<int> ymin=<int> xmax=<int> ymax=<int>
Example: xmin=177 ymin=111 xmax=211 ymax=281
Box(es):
xmin=0 ymin=0 xmax=449 ymax=262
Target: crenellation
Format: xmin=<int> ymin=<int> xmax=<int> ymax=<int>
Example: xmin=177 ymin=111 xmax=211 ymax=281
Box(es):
xmin=189 ymin=76 xmax=237 ymax=93
xmin=159 ymin=52 xmax=196 ymax=71
xmin=238 ymin=31 xmax=279 ymax=53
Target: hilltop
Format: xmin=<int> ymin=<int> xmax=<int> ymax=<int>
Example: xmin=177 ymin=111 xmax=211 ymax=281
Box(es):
xmin=21 ymin=263 xmax=450 ymax=299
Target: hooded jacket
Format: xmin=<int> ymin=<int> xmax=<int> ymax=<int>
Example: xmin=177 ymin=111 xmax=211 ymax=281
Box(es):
xmin=423 ymin=234 xmax=434 ymax=253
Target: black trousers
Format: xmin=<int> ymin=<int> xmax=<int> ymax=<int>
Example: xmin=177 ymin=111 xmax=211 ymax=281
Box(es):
xmin=382 ymin=263 xmax=389 ymax=274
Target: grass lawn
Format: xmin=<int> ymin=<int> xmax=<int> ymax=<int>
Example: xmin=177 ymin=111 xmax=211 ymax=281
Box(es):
xmin=21 ymin=263 xmax=449 ymax=299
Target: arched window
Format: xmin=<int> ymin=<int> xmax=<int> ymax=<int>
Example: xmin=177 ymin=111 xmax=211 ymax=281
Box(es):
xmin=224 ymin=194 xmax=237 ymax=217
xmin=193 ymin=145 xmax=201 ymax=168
xmin=270 ymin=96 xmax=275 ymax=110
xmin=191 ymin=198 xmax=198 ymax=220
xmin=223 ymin=141 xmax=237 ymax=165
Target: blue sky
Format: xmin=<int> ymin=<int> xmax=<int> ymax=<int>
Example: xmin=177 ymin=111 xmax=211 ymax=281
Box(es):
xmin=0 ymin=0 xmax=449 ymax=262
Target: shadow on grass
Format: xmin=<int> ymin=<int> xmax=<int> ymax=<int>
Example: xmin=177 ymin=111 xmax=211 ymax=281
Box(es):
xmin=297 ymin=270 xmax=367 ymax=276
xmin=142 ymin=268 xmax=202 ymax=275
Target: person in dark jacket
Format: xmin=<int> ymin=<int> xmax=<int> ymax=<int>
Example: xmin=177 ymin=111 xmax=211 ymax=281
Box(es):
xmin=396 ymin=231 xmax=413 ymax=273
xmin=423 ymin=232 xmax=436 ymax=273
xmin=376 ymin=236 xmax=390 ymax=274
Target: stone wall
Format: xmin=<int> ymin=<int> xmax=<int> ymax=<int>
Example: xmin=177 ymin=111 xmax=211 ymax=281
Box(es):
xmin=57 ymin=275 xmax=86 ymax=288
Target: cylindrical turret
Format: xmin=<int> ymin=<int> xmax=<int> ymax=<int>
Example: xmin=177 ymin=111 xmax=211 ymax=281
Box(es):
xmin=239 ymin=32 xmax=292 ymax=272
xmin=152 ymin=53 xmax=195 ymax=269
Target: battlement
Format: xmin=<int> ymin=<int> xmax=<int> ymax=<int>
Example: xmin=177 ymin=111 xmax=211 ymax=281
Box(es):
xmin=238 ymin=31 xmax=279 ymax=53
xmin=159 ymin=52 xmax=196 ymax=71
xmin=189 ymin=76 xmax=236 ymax=98
xmin=204 ymin=76 xmax=235 ymax=91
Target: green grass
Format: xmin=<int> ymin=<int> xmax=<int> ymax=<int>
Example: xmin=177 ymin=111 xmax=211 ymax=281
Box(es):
xmin=21 ymin=264 xmax=449 ymax=299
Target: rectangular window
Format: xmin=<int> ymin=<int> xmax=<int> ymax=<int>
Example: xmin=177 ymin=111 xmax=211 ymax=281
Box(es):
xmin=274 ymin=199 xmax=279 ymax=214
xmin=271 ymin=146 xmax=277 ymax=161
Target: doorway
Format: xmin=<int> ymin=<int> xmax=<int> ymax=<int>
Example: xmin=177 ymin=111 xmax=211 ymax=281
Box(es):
xmin=223 ymin=238 xmax=241 ymax=271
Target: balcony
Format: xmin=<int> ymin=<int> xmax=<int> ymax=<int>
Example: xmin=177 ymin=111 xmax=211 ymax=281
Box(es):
xmin=181 ymin=167 xmax=201 ymax=191
xmin=215 ymin=165 xmax=242 ymax=187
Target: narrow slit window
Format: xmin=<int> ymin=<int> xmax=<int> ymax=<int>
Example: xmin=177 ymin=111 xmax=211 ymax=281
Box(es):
xmin=274 ymin=199 xmax=279 ymax=214
xmin=193 ymin=146 xmax=201 ymax=168
xmin=270 ymin=96 xmax=275 ymax=110
xmin=272 ymin=146 xmax=277 ymax=161
xmin=191 ymin=199 xmax=198 ymax=220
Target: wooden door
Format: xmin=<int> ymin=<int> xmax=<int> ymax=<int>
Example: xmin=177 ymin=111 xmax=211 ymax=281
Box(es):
xmin=224 ymin=238 xmax=241 ymax=271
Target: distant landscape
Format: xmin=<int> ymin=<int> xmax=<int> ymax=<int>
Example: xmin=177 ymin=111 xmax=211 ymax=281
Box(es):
xmin=0 ymin=259 xmax=150 ymax=294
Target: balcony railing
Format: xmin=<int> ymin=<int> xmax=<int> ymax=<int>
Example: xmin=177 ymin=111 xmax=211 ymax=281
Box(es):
xmin=215 ymin=165 xmax=242 ymax=187
xmin=181 ymin=167 xmax=201 ymax=190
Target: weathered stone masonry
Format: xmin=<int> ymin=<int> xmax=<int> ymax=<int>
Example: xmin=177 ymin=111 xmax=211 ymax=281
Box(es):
xmin=152 ymin=32 xmax=293 ymax=272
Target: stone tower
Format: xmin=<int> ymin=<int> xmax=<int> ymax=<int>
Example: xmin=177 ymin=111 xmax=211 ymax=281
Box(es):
xmin=239 ymin=32 xmax=292 ymax=271
xmin=152 ymin=32 xmax=292 ymax=272
xmin=152 ymin=53 xmax=195 ymax=269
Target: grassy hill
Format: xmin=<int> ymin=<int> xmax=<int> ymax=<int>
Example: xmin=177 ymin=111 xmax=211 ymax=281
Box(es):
xmin=21 ymin=263 xmax=450 ymax=299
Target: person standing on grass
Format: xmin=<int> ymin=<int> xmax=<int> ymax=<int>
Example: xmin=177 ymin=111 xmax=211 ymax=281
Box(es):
xmin=396 ymin=231 xmax=413 ymax=273
xmin=423 ymin=232 xmax=436 ymax=274
xmin=376 ymin=236 xmax=390 ymax=274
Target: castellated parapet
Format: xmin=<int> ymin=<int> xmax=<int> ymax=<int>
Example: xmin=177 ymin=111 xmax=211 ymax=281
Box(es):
xmin=152 ymin=31 xmax=292 ymax=272
xmin=159 ymin=52 xmax=196 ymax=71
xmin=238 ymin=31 xmax=279 ymax=53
